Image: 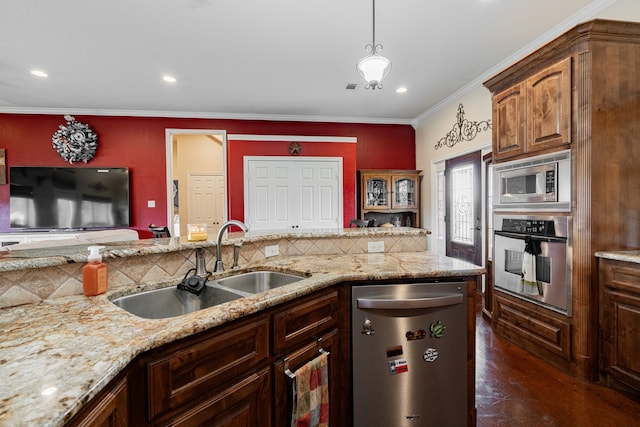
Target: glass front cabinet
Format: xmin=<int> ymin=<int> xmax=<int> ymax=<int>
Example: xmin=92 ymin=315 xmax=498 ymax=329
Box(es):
xmin=359 ymin=170 xmax=422 ymax=227
xmin=363 ymin=175 xmax=390 ymax=210
xmin=392 ymin=175 xmax=417 ymax=209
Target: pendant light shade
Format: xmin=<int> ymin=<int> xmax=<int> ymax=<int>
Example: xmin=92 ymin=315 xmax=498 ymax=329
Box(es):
xmin=357 ymin=50 xmax=391 ymax=90
xmin=357 ymin=0 xmax=391 ymax=90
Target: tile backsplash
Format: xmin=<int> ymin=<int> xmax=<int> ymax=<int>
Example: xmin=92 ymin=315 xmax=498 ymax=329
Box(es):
xmin=0 ymin=234 xmax=426 ymax=309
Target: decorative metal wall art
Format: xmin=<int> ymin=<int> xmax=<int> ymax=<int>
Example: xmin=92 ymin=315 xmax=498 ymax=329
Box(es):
xmin=52 ymin=115 xmax=98 ymax=163
xmin=434 ymin=104 xmax=491 ymax=150
xmin=288 ymin=142 xmax=302 ymax=155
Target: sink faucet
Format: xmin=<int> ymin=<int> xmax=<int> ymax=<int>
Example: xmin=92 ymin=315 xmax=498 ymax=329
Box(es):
xmin=232 ymin=243 xmax=243 ymax=270
xmin=215 ymin=220 xmax=249 ymax=272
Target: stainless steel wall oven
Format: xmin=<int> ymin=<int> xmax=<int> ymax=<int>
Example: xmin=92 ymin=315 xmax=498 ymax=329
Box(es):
xmin=493 ymin=214 xmax=572 ymax=315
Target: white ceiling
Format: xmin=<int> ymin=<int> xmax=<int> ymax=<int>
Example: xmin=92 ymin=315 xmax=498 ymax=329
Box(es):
xmin=0 ymin=0 xmax=635 ymax=124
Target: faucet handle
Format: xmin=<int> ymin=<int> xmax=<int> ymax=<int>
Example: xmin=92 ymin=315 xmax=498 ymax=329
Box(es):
xmin=232 ymin=243 xmax=243 ymax=270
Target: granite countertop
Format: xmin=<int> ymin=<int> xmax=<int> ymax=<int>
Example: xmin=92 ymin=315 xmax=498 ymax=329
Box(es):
xmin=0 ymin=227 xmax=429 ymax=272
xmin=0 ymin=249 xmax=482 ymax=427
xmin=595 ymin=250 xmax=640 ymax=264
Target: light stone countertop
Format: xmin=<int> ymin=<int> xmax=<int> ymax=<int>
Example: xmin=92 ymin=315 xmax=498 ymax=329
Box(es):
xmin=0 ymin=227 xmax=428 ymax=272
xmin=595 ymin=250 xmax=640 ymax=264
xmin=0 ymin=249 xmax=482 ymax=427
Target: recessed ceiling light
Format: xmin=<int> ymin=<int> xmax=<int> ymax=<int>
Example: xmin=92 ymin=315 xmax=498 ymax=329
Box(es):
xmin=30 ymin=69 xmax=48 ymax=78
xmin=396 ymin=87 xmax=407 ymax=94
xmin=163 ymin=75 xmax=177 ymax=83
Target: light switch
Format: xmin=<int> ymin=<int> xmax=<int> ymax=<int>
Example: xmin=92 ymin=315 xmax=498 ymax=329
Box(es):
xmin=147 ymin=200 xmax=155 ymax=208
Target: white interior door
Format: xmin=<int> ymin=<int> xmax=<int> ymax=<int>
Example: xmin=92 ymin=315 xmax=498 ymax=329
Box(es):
xmin=245 ymin=157 xmax=342 ymax=231
xmin=250 ymin=163 xmax=294 ymax=230
xmin=188 ymin=173 xmax=224 ymax=235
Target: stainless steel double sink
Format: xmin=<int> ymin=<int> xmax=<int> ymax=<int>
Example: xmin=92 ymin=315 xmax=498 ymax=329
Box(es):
xmin=111 ymin=271 xmax=305 ymax=319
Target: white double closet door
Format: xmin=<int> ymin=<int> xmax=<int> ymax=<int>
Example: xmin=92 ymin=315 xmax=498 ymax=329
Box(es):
xmin=244 ymin=156 xmax=343 ymax=231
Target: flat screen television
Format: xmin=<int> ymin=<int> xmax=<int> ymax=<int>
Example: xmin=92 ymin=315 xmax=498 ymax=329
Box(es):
xmin=9 ymin=166 xmax=130 ymax=230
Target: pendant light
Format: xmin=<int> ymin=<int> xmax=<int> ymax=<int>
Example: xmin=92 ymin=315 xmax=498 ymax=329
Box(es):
xmin=356 ymin=0 xmax=391 ymax=90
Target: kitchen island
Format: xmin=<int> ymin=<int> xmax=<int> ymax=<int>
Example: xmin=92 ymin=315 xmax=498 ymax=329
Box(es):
xmin=0 ymin=229 xmax=484 ymax=426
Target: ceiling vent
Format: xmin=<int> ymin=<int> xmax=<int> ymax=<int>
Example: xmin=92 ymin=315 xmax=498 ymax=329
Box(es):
xmin=345 ymin=83 xmax=358 ymax=90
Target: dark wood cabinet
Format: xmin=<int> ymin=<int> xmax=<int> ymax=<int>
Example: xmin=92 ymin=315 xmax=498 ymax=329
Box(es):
xmin=525 ymin=57 xmax=571 ymax=154
xmin=485 ymin=19 xmax=640 ymax=380
xmin=66 ymin=374 xmax=128 ymax=427
xmin=599 ymin=258 xmax=640 ymax=399
xmin=273 ymin=289 xmax=339 ymax=354
xmin=273 ymin=329 xmax=340 ymax=426
xmin=86 ymin=287 xmax=346 ymax=427
xmin=491 ymin=58 xmax=571 ymax=162
xmin=145 ymin=315 xmax=270 ymax=424
xmin=493 ymin=293 xmax=572 ymax=367
xmin=492 ymin=82 xmax=526 ymax=160
xmin=272 ymin=289 xmax=343 ymax=426
xmin=166 ymin=368 xmax=271 ymax=427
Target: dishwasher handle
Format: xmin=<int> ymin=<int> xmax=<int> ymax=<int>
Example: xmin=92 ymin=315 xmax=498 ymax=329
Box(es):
xmin=356 ymin=293 xmax=463 ymax=310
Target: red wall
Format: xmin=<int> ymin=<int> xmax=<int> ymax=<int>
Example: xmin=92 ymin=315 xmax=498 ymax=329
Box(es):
xmin=0 ymin=113 xmax=415 ymax=232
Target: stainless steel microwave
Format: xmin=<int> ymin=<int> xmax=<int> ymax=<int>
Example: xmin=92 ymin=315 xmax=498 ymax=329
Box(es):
xmin=493 ymin=150 xmax=571 ymax=211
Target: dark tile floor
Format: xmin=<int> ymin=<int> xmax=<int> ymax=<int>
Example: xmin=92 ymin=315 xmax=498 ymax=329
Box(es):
xmin=475 ymin=296 xmax=640 ymax=426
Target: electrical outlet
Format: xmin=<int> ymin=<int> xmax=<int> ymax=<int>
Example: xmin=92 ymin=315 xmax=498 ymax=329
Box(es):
xmin=368 ymin=241 xmax=384 ymax=253
xmin=147 ymin=200 xmax=155 ymax=208
xmin=265 ymin=244 xmax=280 ymax=257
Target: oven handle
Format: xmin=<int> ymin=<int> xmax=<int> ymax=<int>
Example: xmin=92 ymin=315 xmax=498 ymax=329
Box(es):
xmin=356 ymin=293 xmax=463 ymax=310
xmin=495 ymin=230 xmax=567 ymax=243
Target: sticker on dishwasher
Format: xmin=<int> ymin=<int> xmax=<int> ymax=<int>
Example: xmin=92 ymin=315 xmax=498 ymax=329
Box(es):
xmin=388 ymin=358 xmax=408 ymax=375
xmin=429 ymin=320 xmax=446 ymax=338
xmin=423 ymin=348 xmax=439 ymax=363
xmin=405 ymin=329 xmax=426 ymax=341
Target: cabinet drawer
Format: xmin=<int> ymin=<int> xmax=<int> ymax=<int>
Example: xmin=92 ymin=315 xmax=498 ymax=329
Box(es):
xmin=146 ymin=315 xmax=269 ymax=421
xmin=273 ymin=290 xmax=339 ymax=354
xmin=493 ymin=293 xmax=571 ymax=361
xmin=601 ymin=261 xmax=640 ymax=294
xmin=168 ymin=367 xmax=271 ymax=427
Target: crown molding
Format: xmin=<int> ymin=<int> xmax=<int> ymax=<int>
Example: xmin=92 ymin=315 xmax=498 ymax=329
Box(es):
xmin=0 ymin=107 xmax=414 ymax=126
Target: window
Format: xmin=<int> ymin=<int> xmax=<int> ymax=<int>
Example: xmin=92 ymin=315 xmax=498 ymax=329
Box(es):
xmin=436 ymin=170 xmax=445 ymax=240
xmin=450 ymin=164 xmax=474 ymax=245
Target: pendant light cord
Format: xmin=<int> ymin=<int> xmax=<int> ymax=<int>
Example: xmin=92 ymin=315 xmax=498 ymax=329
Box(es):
xmin=372 ymin=0 xmax=376 ymax=47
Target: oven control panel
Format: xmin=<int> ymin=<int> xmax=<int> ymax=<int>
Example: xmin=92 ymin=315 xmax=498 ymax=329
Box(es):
xmin=501 ymin=219 xmax=556 ymax=235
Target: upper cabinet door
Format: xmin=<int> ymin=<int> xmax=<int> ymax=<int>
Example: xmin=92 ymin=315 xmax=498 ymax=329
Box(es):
xmin=362 ymin=174 xmax=390 ymax=210
xmin=526 ymin=57 xmax=572 ymax=153
xmin=492 ymin=82 xmax=526 ymax=161
xmin=391 ymin=175 xmax=418 ymax=209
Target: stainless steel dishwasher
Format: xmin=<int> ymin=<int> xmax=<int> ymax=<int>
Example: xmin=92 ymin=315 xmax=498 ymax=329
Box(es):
xmin=352 ymin=282 xmax=467 ymax=427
